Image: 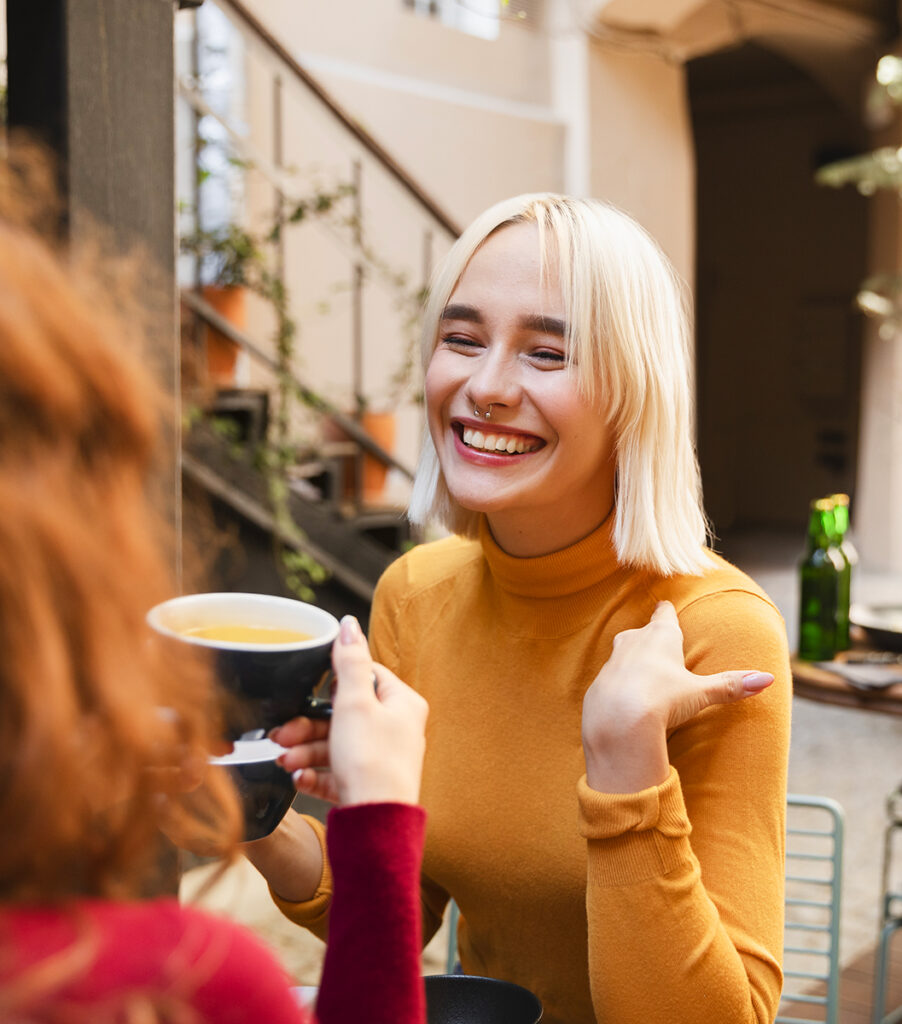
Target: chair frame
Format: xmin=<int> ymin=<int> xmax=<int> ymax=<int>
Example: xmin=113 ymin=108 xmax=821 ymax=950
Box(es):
xmin=872 ymin=782 xmax=902 ymax=1024
xmin=777 ymin=793 xmax=845 ymax=1024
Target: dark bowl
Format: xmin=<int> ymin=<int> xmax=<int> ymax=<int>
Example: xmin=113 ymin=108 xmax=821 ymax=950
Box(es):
xmin=850 ymin=603 xmax=902 ymax=653
xmin=424 ymin=975 xmax=542 ymax=1024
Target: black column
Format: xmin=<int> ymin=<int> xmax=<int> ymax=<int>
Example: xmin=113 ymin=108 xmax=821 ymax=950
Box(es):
xmin=6 ymin=0 xmax=68 ymax=231
xmin=6 ymin=0 xmax=181 ymax=272
xmin=6 ymin=0 xmax=181 ymax=528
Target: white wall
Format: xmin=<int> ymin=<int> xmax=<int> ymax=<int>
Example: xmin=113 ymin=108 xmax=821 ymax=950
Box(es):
xmin=231 ymin=0 xmax=699 ymax=482
xmin=856 ymin=183 xmax=902 ymax=570
xmin=586 ymin=41 xmax=695 ymax=285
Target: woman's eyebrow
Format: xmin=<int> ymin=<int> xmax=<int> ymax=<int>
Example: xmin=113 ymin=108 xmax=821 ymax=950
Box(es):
xmin=519 ymin=313 xmax=567 ymax=337
xmin=441 ymin=303 xmax=482 ymax=323
xmin=441 ymin=305 xmax=567 ymax=338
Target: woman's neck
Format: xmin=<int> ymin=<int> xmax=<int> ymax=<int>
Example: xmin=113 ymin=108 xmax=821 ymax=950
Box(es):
xmin=485 ymin=500 xmax=615 ymax=558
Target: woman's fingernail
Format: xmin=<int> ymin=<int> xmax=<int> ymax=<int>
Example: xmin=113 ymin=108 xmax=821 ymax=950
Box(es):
xmin=742 ymin=671 xmax=774 ymax=693
xmin=292 ymin=769 xmax=305 ymax=785
xmin=268 ymin=727 xmax=281 ymax=742
xmin=340 ymin=615 xmax=362 ymax=644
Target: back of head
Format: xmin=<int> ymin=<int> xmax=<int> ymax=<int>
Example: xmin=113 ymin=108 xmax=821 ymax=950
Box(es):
xmin=409 ymin=193 xmax=712 ymax=576
xmin=0 ymin=169 xmax=240 ymax=905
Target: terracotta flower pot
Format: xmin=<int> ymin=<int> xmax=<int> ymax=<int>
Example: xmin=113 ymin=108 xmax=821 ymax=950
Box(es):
xmin=322 ymin=410 xmax=397 ymax=503
xmin=202 ymin=284 xmax=246 ymax=387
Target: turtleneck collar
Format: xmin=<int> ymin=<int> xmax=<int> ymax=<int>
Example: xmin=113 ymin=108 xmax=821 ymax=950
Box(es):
xmin=478 ymin=512 xmax=626 ymax=600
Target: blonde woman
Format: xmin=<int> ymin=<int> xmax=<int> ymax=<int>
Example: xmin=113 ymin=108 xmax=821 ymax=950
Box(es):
xmin=254 ymin=194 xmax=791 ymax=1024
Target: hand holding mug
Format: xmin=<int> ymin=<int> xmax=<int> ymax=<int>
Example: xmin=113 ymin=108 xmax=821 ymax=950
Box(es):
xmin=273 ymin=615 xmax=428 ymax=806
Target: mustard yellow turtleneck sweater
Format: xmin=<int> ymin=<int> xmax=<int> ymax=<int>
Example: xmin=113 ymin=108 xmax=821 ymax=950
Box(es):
xmin=275 ymin=517 xmax=791 ymax=1024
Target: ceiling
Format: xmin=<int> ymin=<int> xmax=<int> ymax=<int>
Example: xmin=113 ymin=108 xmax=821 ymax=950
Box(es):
xmin=587 ymin=0 xmax=899 ymax=109
xmin=818 ymin=0 xmax=895 ymax=21
xmin=589 ymin=0 xmax=899 ymax=49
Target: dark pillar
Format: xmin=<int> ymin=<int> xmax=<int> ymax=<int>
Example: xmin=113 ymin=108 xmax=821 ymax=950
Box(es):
xmin=6 ymin=0 xmax=183 ymax=550
xmin=8 ymin=0 xmax=179 ymax=270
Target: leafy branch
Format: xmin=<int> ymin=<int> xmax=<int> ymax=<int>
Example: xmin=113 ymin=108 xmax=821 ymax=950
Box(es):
xmin=181 ymin=178 xmax=425 ymax=600
xmin=816 ymin=52 xmax=902 ymax=336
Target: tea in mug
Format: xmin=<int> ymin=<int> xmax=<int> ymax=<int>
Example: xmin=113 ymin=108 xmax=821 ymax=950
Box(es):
xmin=179 ymin=624 xmax=314 ymax=644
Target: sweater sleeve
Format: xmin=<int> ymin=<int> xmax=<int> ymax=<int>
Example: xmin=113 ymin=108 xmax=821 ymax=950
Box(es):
xmin=579 ymin=589 xmax=790 ymax=1024
xmin=268 ymin=814 xmax=334 ymax=941
xmin=315 ymin=803 xmax=427 ymax=1024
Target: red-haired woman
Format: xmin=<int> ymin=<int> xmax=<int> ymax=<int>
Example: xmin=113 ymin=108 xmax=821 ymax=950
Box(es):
xmin=0 ymin=205 xmax=428 ymax=1024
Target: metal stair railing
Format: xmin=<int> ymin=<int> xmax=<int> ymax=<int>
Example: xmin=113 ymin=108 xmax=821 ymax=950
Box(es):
xmin=177 ymin=2 xmax=460 ymax=508
xmin=215 ymin=0 xmax=461 ymax=240
xmin=180 ymin=288 xmax=414 ymax=481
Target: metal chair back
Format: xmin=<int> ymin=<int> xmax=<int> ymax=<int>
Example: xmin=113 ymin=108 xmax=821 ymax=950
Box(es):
xmin=871 ymin=781 xmax=902 ymax=1024
xmin=777 ymin=794 xmax=845 ymax=1024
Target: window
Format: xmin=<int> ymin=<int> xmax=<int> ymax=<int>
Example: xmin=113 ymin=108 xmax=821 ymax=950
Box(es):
xmin=403 ymin=0 xmax=543 ymax=40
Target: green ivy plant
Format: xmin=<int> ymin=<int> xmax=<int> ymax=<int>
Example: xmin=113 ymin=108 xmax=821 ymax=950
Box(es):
xmin=181 ymin=180 xmax=425 ymax=602
xmin=180 ymin=221 xmax=266 ymax=289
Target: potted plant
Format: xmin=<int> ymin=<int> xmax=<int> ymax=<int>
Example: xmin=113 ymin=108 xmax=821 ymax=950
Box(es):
xmin=180 ymin=222 xmax=267 ymax=388
xmin=318 ymin=273 xmax=427 ymax=506
xmin=321 ymin=398 xmax=399 ymax=505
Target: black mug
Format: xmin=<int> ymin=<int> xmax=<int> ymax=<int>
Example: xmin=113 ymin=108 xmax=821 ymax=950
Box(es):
xmin=210 ymin=738 xmax=299 ymax=841
xmin=147 ymin=592 xmax=339 ymax=741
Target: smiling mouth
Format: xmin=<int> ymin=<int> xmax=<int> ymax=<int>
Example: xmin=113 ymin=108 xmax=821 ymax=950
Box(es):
xmin=459 ymin=425 xmax=543 ymax=454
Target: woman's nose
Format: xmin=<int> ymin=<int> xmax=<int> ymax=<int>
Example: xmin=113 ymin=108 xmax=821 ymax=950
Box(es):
xmin=466 ymin=349 xmax=522 ymax=410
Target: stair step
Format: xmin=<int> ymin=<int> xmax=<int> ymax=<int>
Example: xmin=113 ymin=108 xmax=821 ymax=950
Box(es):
xmin=183 ymin=424 xmax=401 ymax=602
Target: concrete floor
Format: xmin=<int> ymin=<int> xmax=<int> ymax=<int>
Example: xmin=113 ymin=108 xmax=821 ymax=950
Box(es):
xmin=182 ymin=528 xmax=902 ymax=985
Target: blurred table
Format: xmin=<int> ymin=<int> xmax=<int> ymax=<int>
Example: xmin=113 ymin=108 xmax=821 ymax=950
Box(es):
xmin=792 ymin=635 xmax=902 ymax=716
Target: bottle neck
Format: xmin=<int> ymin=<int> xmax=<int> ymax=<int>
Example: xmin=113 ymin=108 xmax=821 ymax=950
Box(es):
xmin=807 ymin=509 xmax=835 ymax=549
xmin=833 ymin=505 xmax=849 ymax=539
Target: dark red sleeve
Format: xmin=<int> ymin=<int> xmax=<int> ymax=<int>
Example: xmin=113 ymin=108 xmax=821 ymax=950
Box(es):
xmin=314 ymin=803 xmax=427 ymax=1024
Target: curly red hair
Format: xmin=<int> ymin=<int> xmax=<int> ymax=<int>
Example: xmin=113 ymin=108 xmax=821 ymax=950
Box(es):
xmin=0 ymin=178 xmax=242 ymax=903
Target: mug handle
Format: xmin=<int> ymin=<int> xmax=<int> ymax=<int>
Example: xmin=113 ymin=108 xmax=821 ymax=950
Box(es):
xmin=304 ymin=696 xmax=333 ymax=719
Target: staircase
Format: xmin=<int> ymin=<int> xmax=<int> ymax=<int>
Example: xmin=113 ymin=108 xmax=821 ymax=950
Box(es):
xmin=182 ymin=421 xmax=402 ymax=625
xmin=176 ymin=0 xmax=460 ymax=616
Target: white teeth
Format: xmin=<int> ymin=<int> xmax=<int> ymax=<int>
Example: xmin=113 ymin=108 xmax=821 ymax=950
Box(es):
xmin=461 ymin=425 xmax=538 ymax=454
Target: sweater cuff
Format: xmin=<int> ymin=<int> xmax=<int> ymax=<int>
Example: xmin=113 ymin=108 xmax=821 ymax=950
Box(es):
xmin=577 ymin=766 xmax=695 ymax=885
xmin=316 ymin=803 xmax=427 ymax=1024
xmin=326 ymin=802 xmax=426 ymax=876
xmin=268 ymin=814 xmax=334 ymax=928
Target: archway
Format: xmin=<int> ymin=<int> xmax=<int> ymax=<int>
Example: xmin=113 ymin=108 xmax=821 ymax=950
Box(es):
xmin=689 ymin=42 xmax=869 ymax=540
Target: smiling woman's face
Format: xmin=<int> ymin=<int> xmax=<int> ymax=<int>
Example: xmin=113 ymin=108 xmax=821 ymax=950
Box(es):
xmin=424 ymin=221 xmax=617 ymax=557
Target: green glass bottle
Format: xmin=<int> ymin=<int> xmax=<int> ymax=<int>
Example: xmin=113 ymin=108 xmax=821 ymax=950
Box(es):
xmin=798 ymin=498 xmax=845 ymax=661
xmin=828 ymin=493 xmax=857 ymax=651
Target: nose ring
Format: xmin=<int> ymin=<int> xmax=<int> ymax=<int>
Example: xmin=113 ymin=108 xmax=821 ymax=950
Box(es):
xmin=474 ymin=403 xmax=493 ymax=421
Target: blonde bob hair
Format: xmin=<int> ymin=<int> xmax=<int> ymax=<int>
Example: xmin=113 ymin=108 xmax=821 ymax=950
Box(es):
xmin=408 ymin=193 xmax=712 ymax=576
